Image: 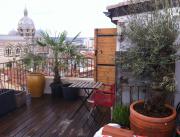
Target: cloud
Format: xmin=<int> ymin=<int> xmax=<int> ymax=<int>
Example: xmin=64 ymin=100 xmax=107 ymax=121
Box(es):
xmin=0 ymin=0 xmax=121 ymax=37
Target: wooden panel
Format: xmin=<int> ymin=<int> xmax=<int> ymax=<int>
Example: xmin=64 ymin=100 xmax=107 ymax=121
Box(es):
xmin=95 ymin=28 xmax=117 ymax=35
xmin=97 ymin=57 xmax=115 ymax=65
xmin=96 ymin=66 xmax=115 ymax=83
xmin=96 ymin=37 xmax=117 ymax=44
xmin=95 ymin=28 xmax=116 ymax=65
xmin=94 ymin=28 xmax=116 ymax=83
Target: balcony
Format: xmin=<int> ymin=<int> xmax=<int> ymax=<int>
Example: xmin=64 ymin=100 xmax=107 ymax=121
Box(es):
xmin=0 ymin=57 xmax=111 ymax=137
xmin=0 ymin=55 xmax=178 ymax=137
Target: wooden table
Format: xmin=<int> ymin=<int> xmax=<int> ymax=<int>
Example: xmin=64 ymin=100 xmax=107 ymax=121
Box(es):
xmin=69 ymin=81 xmax=103 ymax=118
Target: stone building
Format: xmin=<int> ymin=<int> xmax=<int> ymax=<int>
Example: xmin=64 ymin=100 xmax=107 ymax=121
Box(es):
xmin=0 ymin=8 xmax=48 ymax=63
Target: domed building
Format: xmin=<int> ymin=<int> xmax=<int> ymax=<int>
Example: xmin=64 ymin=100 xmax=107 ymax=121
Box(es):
xmin=0 ymin=8 xmax=48 ymax=63
xmin=8 ymin=29 xmax=18 ymax=36
xmin=17 ymin=8 xmax=35 ymax=37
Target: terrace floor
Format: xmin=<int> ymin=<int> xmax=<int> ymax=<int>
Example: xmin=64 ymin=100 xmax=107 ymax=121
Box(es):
xmin=0 ymin=95 xmax=110 ymax=137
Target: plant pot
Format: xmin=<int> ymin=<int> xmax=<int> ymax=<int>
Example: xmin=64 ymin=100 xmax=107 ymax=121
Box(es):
xmin=62 ymin=84 xmax=79 ymax=101
xmin=130 ymin=100 xmax=176 ymax=137
xmin=50 ymin=82 xmax=63 ymax=97
xmin=0 ymin=89 xmax=16 ymax=116
xmin=27 ymin=73 xmax=45 ymax=97
xmin=14 ymin=90 xmax=26 ymax=108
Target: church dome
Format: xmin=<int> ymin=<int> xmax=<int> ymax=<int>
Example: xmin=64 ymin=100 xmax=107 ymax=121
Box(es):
xmin=8 ymin=29 xmax=18 ymax=36
xmin=17 ymin=8 xmax=35 ymax=37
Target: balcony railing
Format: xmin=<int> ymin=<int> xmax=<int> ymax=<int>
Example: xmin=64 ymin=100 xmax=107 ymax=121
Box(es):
xmin=35 ymin=58 xmax=94 ymax=78
xmin=0 ymin=57 xmax=94 ymax=91
xmin=0 ymin=60 xmax=28 ymax=91
xmin=119 ymin=83 xmax=174 ymax=106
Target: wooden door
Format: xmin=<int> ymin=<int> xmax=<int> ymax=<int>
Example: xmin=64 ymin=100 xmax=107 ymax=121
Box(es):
xmin=94 ymin=28 xmax=117 ymax=83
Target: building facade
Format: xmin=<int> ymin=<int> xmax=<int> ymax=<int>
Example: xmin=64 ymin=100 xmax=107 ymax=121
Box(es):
xmin=0 ymin=8 xmax=46 ymax=63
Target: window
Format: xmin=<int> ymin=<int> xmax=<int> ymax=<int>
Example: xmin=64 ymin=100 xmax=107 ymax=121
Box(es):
xmin=16 ymin=47 xmax=21 ymax=56
xmin=5 ymin=47 xmax=12 ymax=57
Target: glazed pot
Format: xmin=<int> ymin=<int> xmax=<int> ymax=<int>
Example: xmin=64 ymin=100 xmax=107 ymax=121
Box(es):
xmin=27 ymin=73 xmax=45 ymax=97
xmin=130 ymin=100 xmax=176 ymax=137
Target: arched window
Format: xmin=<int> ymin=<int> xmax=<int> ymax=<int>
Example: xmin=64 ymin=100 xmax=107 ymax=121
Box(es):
xmin=5 ymin=47 xmax=12 ymax=57
xmin=16 ymin=47 xmax=21 ymax=56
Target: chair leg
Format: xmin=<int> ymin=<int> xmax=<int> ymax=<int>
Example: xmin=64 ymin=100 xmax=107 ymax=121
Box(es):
xmin=110 ymin=107 xmax=113 ymax=121
xmin=88 ymin=107 xmax=94 ymax=120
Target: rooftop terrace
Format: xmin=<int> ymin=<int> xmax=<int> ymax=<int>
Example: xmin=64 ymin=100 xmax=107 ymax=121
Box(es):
xmin=0 ymin=95 xmax=110 ymax=137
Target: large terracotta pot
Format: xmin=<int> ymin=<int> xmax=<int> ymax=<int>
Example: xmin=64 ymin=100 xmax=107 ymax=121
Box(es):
xmin=130 ymin=100 xmax=176 ymax=137
xmin=27 ymin=73 xmax=45 ymax=97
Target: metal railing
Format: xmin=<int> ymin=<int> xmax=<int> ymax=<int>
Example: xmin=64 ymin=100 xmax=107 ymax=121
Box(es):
xmin=0 ymin=60 xmax=28 ymax=91
xmin=119 ymin=83 xmax=174 ymax=105
xmin=119 ymin=83 xmax=148 ymax=105
xmin=34 ymin=57 xmax=94 ymax=78
xmin=0 ymin=57 xmax=94 ymax=91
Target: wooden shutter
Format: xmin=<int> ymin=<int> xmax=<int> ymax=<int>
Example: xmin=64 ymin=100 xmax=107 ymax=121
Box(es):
xmin=94 ymin=28 xmax=117 ymax=83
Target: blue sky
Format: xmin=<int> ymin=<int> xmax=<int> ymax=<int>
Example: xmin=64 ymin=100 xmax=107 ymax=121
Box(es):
xmin=0 ymin=0 xmax=123 ymax=37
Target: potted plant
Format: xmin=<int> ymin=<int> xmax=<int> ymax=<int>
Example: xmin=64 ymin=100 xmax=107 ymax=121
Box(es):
xmin=61 ymin=46 xmax=83 ymax=100
xmin=23 ymin=49 xmax=45 ymax=98
xmin=37 ymin=31 xmax=81 ymax=98
xmin=121 ymin=2 xmax=179 ymax=137
xmin=112 ymin=104 xmax=130 ymax=129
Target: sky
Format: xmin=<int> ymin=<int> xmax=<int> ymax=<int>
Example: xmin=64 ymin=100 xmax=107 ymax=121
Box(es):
xmin=0 ymin=0 xmax=123 ymax=37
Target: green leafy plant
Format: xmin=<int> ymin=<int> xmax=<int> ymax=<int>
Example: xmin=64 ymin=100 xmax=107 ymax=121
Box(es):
xmin=6 ymin=62 xmax=12 ymax=68
xmin=120 ymin=1 xmax=180 ymax=115
xmin=112 ymin=104 xmax=130 ymax=128
xmin=36 ymin=31 xmax=81 ymax=85
xmin=23 ymin=53 xmax=44 ymax=71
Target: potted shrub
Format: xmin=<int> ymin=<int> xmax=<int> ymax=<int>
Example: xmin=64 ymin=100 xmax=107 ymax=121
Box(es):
xmin=23 ymin=50 xmax=45 ymax=98
xmin=61 ymin=43 xmax=83 ymax=100
xmin=121 ymin=1 xmax=179 ymax=137
xmin=37 ymin=31 xmax=81 ymax=98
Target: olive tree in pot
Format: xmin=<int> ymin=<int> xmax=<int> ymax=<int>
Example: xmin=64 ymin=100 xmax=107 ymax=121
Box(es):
xmin=37 ymin=31 xmax=81 ymax=98
xmin=121 ymin=2 xmax=180 ymax=137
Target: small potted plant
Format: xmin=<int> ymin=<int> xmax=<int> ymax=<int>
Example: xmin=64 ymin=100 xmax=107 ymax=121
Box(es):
xmin=112 ymin=104 xmax=130 ymax=128
xmin=37 ymin=31 xmax=81 ymax=98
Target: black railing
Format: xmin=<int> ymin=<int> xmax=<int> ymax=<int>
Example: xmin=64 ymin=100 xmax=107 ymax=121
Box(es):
xmin=119 ymin=83 xmax=148 ymax=105
xmin=119 ymin=83 xmax=174 ymax=106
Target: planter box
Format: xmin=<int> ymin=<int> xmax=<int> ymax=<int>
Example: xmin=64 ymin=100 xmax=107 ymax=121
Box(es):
xmin=0 ymin=89 xmax=16 ymax=116
xmin=14 ymin=91 xmax=26 ymax=108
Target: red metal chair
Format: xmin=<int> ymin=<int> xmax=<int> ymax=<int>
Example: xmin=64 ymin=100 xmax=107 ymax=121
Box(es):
xmin=87 ymin=83 xmax=116 ymax=121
